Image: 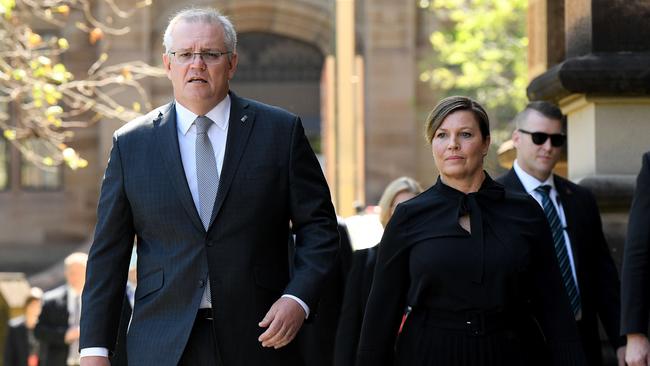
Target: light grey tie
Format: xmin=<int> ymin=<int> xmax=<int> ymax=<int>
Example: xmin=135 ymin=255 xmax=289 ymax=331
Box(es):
xmin=195 ymin=116 xmax=219 ymax=305
xmin=195 ymin=116 xmax=219 ymax=229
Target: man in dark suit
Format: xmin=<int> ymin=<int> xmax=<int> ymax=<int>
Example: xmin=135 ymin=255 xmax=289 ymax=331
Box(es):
xmin=296 ymin=220 xmax=353 ymax=366
xmin=79 ymin=7 xmax=339 ymax=366
xmin=109 ymin=248 xmax=137 ymax=366
xmin=35 ymin=253 xmax=87 ymax=366
xmin=621 ymin=151 xmax=650 ymax=366
xmin=3 ymin=287 xmax=42 ymax=366
xmin=497 ymin=101 xmax=625 ymax=365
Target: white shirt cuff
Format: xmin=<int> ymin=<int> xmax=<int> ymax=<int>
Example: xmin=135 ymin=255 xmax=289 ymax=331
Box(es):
xmin=80 ymin=347 xmax=109 ymax=358
xmin=281 ymin=294 xmax=310 ymax=318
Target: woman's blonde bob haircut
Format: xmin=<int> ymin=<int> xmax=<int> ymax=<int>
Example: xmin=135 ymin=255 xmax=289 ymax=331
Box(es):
xmin=378 ymin=176 xmax=423 ymax=227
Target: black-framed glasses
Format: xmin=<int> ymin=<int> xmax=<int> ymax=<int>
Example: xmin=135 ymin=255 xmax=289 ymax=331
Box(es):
xmin=518 ymin=129 xmax=566 ymax=147
xmin=169 ymin=50 xmax=232 ymax=65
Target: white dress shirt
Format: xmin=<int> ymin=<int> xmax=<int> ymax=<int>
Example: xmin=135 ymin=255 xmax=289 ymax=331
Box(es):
xmin=67 ymin=287 xmax=82 ymax=365
xmin=80 ymin=97 xmax=308 ymax=359
xmin=176 ymin=97 xmax=229 ymax=211
xmin=513 ymin=160 xmax=580 ymax=290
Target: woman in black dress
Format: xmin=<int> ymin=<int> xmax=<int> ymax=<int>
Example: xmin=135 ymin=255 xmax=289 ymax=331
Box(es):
xmin=334 ymin=176 xmax=422 ymax=366
xmin=355 ymin=96 xmax=586 ymax=366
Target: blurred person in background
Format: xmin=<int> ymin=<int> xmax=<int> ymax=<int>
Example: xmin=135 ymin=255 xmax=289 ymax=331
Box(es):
xmin=295 ymin=220 xmax=353 ymax=366
xmin=109 ymin=247 xmax=138 ymax=366
xmin=35 ymin=252 xmax=87 ymax=366
xmin=356 ymin=96 xmax=586 ymax=366
xmin=334 ymin=176 xmax=422 ymax=366
xmin=4 ymin=287 xmax=43 ymax=366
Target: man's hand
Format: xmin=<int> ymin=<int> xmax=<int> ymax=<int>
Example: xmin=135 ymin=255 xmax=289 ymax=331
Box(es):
xmin=80 ymin=356 xmax=110 ymax=366
xmin=617 ymin=345 xmax=627 ymax=366
xmin=626 ymin=333 xmax=650 ymax=366
xmin=64 ymin=326 xmax=80 ymax=344
xmin=258 ymin=297 xmax=305 ymax=349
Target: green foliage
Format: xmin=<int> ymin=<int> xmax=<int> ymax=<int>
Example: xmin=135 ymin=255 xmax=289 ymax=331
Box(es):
xmin=420 ymin=0 xmax=528 ymax=141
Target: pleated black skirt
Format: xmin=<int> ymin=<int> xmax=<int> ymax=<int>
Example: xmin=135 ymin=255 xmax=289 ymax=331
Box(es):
xmin=394 ymin=310 xmax=531 ymax=366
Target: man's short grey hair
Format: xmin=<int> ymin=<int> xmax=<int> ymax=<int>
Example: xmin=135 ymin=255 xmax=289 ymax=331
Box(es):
xmin=163 ymin=7 xmax=237 ymax=55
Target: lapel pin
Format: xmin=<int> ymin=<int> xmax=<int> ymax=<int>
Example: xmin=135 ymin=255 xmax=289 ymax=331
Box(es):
xmin=241 ymin=115 xmax=248 ymax=123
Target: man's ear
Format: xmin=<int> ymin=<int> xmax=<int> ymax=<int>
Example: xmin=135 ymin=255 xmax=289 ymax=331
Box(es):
xmin=511 ymin=129 xmax=520 ymax=148
xmin=227 ymin=52 xmax=238 ymax=80
xmin=162 ymin=53 xmax=172 ymax=79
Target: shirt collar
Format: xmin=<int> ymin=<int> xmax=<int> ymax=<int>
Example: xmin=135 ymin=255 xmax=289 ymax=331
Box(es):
xmin=67 ymin=286 xmax=81 ymax=298
xmin=513 ymin=159 xmax=555 ymax=194
xmin=176 ymin=95 xmax=231 ymax=135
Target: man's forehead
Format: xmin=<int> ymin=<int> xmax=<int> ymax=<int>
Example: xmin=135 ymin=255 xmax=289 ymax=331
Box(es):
xmin=171 ymin=22 xmax=223 ymax=43
xmin=172 ymin=20 xmax=222 ymax=35
xmin=522 ymin=110 xmax=562 ymax=130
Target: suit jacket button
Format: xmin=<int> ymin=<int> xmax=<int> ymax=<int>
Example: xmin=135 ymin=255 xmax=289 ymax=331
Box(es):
xmin=206 ymin=241 xmax=214 ymax=247
xmin=198 ymin=280 xmax=205 ymax=288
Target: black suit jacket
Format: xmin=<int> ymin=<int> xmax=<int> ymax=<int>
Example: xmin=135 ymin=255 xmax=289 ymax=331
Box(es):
xmin=296 ymin=221 xmax=353 ymax=366
xmin=498 ymin=169 xmax=624 ymax=365
xmin=621 ymin=151 xmax=650 ymax=335
xmin=34 ymin=286 xmax=69 ymax=366
xmin=333 ymin=244 xmax=377 ymax=366
xmin=4 ymin=317 xmax=30 ymax=366
xmin=80 ymin=93 xmax=339 ymax=366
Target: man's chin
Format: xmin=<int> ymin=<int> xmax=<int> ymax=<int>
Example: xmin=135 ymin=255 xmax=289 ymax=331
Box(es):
xmin=533 ymin=164 xmax=554 ymax=178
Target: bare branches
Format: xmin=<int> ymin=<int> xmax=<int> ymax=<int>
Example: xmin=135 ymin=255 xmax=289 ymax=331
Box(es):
xmin=0 ymin=0 xmax=164 ymax=169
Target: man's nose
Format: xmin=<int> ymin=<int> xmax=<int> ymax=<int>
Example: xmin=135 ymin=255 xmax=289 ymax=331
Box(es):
xmin=190 ymin=53 xmax=207 ymax=67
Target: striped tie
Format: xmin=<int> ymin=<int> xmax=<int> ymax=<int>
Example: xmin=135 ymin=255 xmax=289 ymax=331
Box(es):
xmin=195 ymin=116 xmax=219 ymax=305
xmin=535 ymin=185 xmax=581 ymax=316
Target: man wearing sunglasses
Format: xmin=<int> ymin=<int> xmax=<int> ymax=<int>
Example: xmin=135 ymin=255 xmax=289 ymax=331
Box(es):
xmin=621 ymin=151 xmax=650 ymax=366
xmin=497 ymin=101 xmax=625 ymax=366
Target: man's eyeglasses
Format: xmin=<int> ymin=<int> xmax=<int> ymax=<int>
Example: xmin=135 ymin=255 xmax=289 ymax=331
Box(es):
xmin=518 ymin=129 xmax=566 ymax=147
xmin=168 ymin=50 xmax=232 ymax=65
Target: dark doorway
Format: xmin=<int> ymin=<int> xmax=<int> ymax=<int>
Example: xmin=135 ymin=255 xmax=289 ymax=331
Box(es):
xmin=230 ymin=32 xmax=324 ymax=152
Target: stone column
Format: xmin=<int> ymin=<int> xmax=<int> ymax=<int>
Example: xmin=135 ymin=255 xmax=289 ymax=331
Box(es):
xmin=527 ymin=0 xmax=565 ymax=81
xmin=527 ymin=0 xmax=650 ymax=274
xmin=333 ymin=0 xmax=364 ymax=217
xmin=528 ymin=0 xmax=650 ymax=180
xmin=362 ymin=0 xmax=418 ymax=203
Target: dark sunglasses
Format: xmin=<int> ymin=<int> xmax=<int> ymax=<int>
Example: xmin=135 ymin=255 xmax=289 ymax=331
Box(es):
xmin=518 ymin=129 xmax=566 ymax=147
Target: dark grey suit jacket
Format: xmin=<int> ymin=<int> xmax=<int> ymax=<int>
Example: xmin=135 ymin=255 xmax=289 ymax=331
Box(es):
xmin=498 ymin=169 xmax=623 ymax=365
xmin=80 ymin=92 xmax=339 ymax=366
xmin=621 ymin=151 xmax=650 ymax=335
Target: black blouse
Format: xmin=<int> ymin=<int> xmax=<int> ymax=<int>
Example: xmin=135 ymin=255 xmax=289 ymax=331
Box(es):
xmin=356 ymin=174 xmax=585 ymax=366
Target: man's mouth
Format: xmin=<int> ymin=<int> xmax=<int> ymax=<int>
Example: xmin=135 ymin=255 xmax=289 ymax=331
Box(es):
xmin=188 ymin=77 xmax=207 ymax=83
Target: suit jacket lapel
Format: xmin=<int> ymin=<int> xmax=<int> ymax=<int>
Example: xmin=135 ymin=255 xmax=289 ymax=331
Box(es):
xmin=209 ymin=93 xmax=256 ymax=227
xmin=154 ymin=103 xmax=205 ymax=232
xmin=502 ymin=168 xmax=527 ymax=193
xmin=505 ymin=169 xmax=582 ymax=272
xmin=554 ymin=176 xmax=581 ymax=271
